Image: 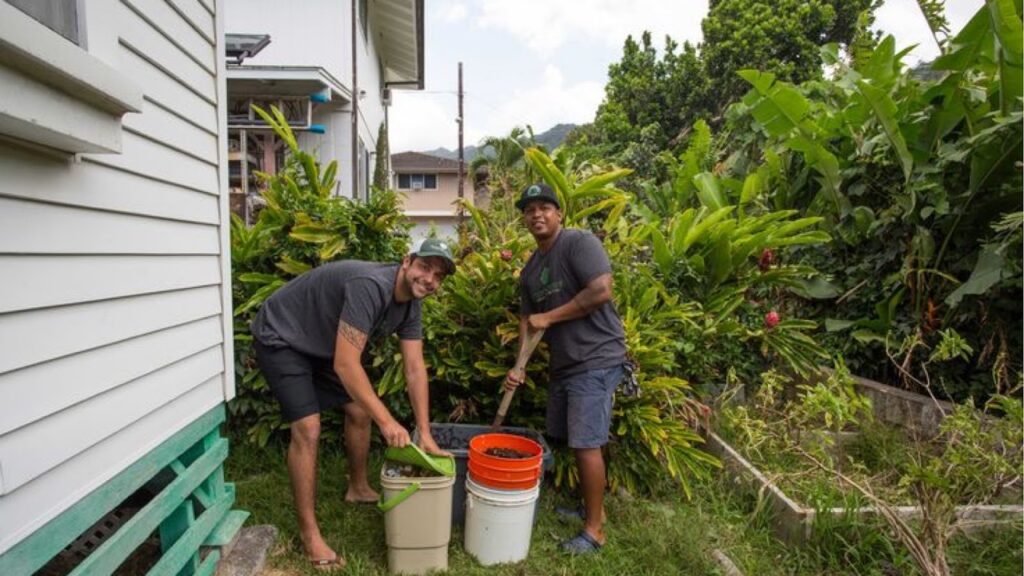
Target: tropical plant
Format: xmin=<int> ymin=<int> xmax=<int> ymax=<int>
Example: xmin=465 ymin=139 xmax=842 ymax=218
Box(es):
xmin=469 ymin=126 xmax=538 ymax=197
xmin=229 ymin=105 xmax=412 ymax=444
xmin=718 ymin=1 xmax=1023 ymax=400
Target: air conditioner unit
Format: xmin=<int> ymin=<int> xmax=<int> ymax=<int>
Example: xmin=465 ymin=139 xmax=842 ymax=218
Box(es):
xmin=228 ymin=97 xmax=312 ymax=129
xmin=382 ymin=88 xmax=392 ymax=106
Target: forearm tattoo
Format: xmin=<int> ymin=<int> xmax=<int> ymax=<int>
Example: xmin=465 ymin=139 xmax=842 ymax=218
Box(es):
xmin=337 ymin=319 xmax=368 ymax=351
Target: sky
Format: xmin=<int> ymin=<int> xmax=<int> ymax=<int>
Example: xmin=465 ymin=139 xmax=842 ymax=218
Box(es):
xmin=388 ymin=0 xmax=985 ymax=153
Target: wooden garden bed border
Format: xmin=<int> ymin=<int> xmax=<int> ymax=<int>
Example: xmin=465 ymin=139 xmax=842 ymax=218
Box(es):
xmin=708 ymin=373 xmax=1022 ymax=546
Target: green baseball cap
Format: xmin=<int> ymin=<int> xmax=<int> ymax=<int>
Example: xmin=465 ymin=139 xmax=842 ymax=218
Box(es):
xmin=411 ymin=238 xmax=456 ymax=274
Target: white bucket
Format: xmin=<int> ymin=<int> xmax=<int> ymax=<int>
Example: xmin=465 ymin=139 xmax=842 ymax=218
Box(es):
xmin=463 ymin=477 xmax=540 ymax=566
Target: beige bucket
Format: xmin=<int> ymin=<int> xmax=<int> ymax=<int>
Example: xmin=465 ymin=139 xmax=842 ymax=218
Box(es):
xmin=380 ymin=468 xmax=455 ymax=575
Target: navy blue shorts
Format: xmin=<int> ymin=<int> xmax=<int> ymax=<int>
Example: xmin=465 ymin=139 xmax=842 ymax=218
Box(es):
xmin=253 ymin=339 xmax=352 ymax=423
xmin=546 ymin=364 xmax=624 ymax=449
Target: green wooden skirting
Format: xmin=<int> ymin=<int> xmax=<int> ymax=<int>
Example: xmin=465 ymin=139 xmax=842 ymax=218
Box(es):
xmin=0 ymin=403 xmax=249 ymax=575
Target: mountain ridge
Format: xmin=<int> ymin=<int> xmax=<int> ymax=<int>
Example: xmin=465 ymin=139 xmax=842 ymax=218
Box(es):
xmin=413 ymin=123 xmax=577 ymax=161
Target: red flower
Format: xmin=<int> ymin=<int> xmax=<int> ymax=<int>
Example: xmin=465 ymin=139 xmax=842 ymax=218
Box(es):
xmin=758 ymin=248 xmax=775 ymax=271
xmin=764 ymin=310 xmax=780 ymax=329
xmin=499 ymin=249 xmax=513 ymax=262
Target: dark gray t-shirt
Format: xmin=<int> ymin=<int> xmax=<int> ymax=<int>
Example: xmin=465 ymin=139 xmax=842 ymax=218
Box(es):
xmin=251 ymin=261 xmax=421 ymax=360
xmin=520 ymin=228 xmax=626 ymax=379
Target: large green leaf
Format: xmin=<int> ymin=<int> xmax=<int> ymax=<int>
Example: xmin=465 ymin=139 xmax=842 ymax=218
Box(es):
xmin=989 ymin=0 xmax=1024 ymax=111
xmin=945 ymin=246 xmax=1006 ymax=306
xmin=968 ymin=111 xmax=1023 ymax=193
xmin=650 ymin=227 xmax=672 ymax=275
xmin=857 ymin=35 xmax=897 ymax=87
xmin=933 ymin=7 xmax=992 ymax=72
xmin=707 ymin=235 xmax=733 ymax=284
xmin=855 ymin=80 xmax=914 ymax=182
xmin=791 ymin=277 xmax=841 ymax=300
xmin=987 ymin=0 xmax=1024 ymax=62
xmin=574 ymin=168 xmax=633 ymax=197
xmin=739 ymin=70 xmax=811 ymax=137
xmin=289 ymin=224 xmax=337 ymax=244
xmin=693 ymin=172 xmax=727 ymax=210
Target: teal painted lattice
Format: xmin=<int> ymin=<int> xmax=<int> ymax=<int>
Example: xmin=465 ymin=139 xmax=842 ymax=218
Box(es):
xmin=0 ymin=404 xmax=249 ymax=575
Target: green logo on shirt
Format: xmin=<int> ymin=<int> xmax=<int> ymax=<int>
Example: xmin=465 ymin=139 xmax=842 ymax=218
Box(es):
xmin=532 ymin=265 xmax=563 ymax=303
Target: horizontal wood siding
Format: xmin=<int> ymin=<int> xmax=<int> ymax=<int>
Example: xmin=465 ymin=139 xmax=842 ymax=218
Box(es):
xmin=0 ymin=0 xmax=230 ymax=559
xmin=0 ymin=380 xmax=223 ymax=554
xmin=0 ymin=317 xmax=224 ymax=435
xmin=0 ymin=143 xmax=219 ymax=224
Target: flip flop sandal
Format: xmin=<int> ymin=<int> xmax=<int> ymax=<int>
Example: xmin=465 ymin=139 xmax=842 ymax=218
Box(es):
xmin=560 ymin=530 xmax=604 ymax=555
xmin=310 ymin=555 xmax=345 ymax=570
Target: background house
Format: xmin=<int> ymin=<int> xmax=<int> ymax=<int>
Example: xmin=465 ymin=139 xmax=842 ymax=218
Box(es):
xmin=223 ymin=0 xmax=424 ymax=218
xmin=391 ymin=151 xmax=469 ymax=241
xmin=0 ymin=0 xmax=243 ymax=573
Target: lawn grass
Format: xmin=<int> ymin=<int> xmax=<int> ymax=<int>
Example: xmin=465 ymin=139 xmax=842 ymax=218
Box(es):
xmin=226 ymin=433 xmax=1022 ymax=576
xmin=226 ymin=434 xmax=724 ymax=575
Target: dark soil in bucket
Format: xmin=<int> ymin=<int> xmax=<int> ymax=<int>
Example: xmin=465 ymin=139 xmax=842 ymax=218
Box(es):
xmin=484 ymin=447 xmax=532 ymax=459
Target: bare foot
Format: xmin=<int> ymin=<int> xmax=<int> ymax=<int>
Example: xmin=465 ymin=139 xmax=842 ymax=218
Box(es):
xmin=302 ymin=533 xmax=345 ymax=571
xmin=345 ymin=485 xmax=380 ymax=503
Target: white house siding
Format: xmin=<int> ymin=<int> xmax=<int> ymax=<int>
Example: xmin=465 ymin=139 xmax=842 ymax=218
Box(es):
xmin=0 ymin=0 xmax=232 ymax=556
xmin=226 ymin=0 xmax=388 ymax=199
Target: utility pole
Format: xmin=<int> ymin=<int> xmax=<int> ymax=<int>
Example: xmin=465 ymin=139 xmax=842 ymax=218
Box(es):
xmin=351 ymin=0 xmax=359 ymax=201
xmin=457 ymin=61 xmax=464 ymax=220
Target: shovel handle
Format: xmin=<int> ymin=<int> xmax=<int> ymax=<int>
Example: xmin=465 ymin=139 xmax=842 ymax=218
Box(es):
xmin=493 ymin=329 xmax=545 ymax=428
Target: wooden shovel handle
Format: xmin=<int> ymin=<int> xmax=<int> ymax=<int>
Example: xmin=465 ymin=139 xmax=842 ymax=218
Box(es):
xmin=492 ymin=329 xmax=545 ymax=428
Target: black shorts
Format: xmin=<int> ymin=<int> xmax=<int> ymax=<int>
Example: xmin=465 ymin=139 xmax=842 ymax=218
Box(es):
xmin=253 ymin=339 xmax=352 ymax=422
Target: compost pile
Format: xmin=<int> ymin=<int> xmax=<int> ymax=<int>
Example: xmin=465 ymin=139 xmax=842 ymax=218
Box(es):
xmin=483 ymin=447 xmax=532 ymax=459
xmin=383 ymin=461 xmax=441 ymax=478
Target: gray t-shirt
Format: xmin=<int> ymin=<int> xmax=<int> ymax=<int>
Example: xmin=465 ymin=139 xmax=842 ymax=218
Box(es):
xmin=520 ymin=228 xmax=626 ymax=379
xmin=251 ymin=261 xmax=421 ymax=360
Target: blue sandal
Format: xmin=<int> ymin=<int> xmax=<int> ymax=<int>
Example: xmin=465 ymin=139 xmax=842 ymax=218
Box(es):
xmin=560 ymin=530 xmax=604 ymax=555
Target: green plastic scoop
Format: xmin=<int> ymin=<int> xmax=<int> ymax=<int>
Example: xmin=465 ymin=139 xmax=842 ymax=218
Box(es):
xmin=384 ymin=444 xmax=456 ymax=477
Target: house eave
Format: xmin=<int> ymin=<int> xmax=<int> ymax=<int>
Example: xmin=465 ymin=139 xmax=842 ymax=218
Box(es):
xmin=226 ymin=65 xmax=352 ymax=101
xmin=372 ymin=0 xmax=424 ymax=90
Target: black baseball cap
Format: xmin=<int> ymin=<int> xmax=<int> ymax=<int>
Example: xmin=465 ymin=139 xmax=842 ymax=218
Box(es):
xmin=410 ymin=238 xmax=456 ymax=274
xmin=515 ymin=183 xmax=560 ymax=211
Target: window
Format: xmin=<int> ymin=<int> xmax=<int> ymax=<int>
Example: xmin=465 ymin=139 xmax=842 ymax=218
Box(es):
xmin=5 ymin=0 xmax=82 ymax=46
xmin=397 ymin=173 xmax=437 ymax=190
xmin=0 ymin=0 xmax=142 ymax=154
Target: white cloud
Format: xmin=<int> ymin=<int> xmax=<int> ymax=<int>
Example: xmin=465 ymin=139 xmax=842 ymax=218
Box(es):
xmin=476 ymin=0 xmax=706 ymax=55
xmin=463 ymin=64 xmax=604 ymax=145
xmin=441 ymin=2 xmax=468 ymax=24
xmin=390 ymin=65 xmax=604 ymax=152
xmin=389 ymin=95 xmax=457 ymax=152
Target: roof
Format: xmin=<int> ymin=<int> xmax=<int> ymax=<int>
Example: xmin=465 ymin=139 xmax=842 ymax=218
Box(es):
xmin=392 ymin=151 xmax=461 ymax=173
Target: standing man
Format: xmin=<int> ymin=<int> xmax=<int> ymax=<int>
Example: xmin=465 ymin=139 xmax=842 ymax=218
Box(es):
xmin=251 ymin=239 xmax=455 ymax=568
xmin=505 ymin=183 xmax=627 ymax=555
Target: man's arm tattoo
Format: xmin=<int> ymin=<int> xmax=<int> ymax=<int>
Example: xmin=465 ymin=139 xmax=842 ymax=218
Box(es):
xmin=337 ymin=320 xmax=368 ymax=351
